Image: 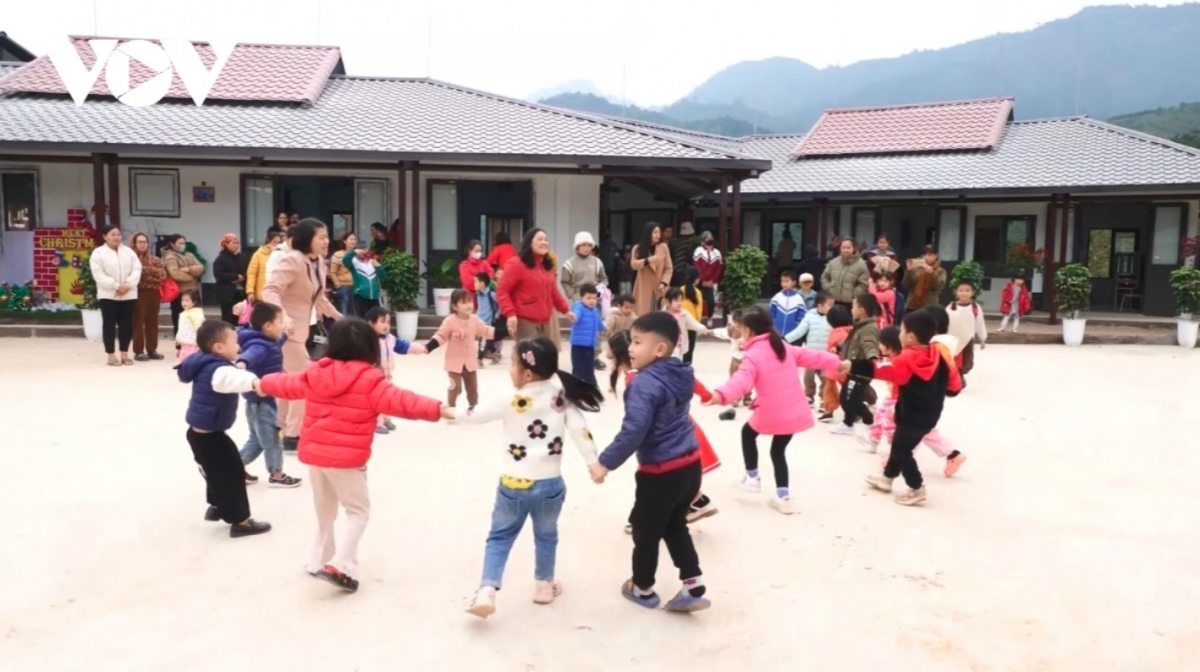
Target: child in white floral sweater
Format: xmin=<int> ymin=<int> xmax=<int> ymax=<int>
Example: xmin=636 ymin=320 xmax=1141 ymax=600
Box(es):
xmin=459 ymin=336 xmax=605 ymax=619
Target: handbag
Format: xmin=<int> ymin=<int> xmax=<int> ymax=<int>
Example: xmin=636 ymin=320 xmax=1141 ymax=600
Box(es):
xmin=159 ymin=277 xmax=180 ymax=304
xmin=487 ymin=293 xmax=508 ymax=340
xmin=236 ymin=297 xmax=253 ymax=327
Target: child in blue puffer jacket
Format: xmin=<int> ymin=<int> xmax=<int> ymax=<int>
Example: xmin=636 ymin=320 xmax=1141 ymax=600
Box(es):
xmin=569 ymin=283 xmax=605 ymax=385
xmin=236 ymin=302 xmax=301 ymax=488
xmin=591 ymin=312 xmax=710 ymax=614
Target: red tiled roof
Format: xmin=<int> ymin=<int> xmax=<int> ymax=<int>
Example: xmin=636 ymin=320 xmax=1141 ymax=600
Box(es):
xmin=793 ymin=97 xmax=1014 ymax=157
xmin=0 ymin=37 xmax=343 ymax=105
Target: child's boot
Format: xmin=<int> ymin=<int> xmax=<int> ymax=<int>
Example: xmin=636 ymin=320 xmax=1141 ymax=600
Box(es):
xmin=532 ymin=580 xmax=562 ymax=605
xmin=864 ymin=473 xmax=894 ymax=493
xmin=467 ymin=586 xmax=497 ymax=618
xmin=944 ymin=452 xmax=967 ymax=478
xmin=894 ymin=487 xmax=928 ymax=506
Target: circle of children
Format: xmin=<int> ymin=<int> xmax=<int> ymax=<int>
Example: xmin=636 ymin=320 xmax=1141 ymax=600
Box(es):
xmin=174 ymin=224 xmax=1002 ymax=621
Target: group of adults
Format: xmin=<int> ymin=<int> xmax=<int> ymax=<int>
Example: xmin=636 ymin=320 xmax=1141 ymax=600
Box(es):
xmin=815 ymin=234 xmax=947 ymax=312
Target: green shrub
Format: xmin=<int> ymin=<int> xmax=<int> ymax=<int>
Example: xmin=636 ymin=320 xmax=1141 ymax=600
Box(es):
xmin=1169 ymin=266 xmax=1200 ymax=317
xmin=378 ymin=251 xmax=420 ymax=312
xmin=723 ymin=245 xmax=769 ymax=311
xmin=422 ymin=257 xmax=459 ymax=289
xmin=1054 ymin=263 xmax=1092 ymax=319
xmin=949 ymin=260 xmax=984 ymax=298
xmin=78 ymin=249 xmax=99 ymax=309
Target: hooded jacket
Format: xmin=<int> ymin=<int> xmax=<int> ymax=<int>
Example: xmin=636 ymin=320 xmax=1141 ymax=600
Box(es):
xmin=178 ymin=353 xmax=253 ymax=432
xmin=843 ymin=318 xmax=880 ymax=361
xmin=260 ymin=358 xmax=443 ymax=469
xmin=236 ymin=328 xmax=285 ymax=403
xmin=245 ymin=245 xmax=273 ymax=299
xmin=821 ymin=253 xmax=870 ymax=304
xmin=714 ymin=333 xmax=841 ymax=435
xmin=850 ymin=344 xmax=962 ymax=432
xmin=598 ymin=357 xmax=698 ymax=471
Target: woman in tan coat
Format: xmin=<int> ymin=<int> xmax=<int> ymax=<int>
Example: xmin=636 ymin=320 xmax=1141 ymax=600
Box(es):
xmin=130 ymin=232 xmax=166 ymax=361
xmin=161 ymin=234 xmax=204 ymax=347
xmin=262 ymin=219 xmax=343 ymax=450
xmin=630 ymin=221 xmax=673 ymax=315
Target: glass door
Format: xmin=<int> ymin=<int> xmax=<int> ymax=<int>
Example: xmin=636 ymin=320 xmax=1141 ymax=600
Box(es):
xmin=241 ymin=176 xmax=276 ymax=247
xmin=354 ymin=178 xmax=389 ymax=241
xmin=481 ymin=215 xmax=526 ymax=251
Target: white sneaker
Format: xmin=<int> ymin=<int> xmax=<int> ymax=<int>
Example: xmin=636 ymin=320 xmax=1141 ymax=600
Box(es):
xmin=855 ymin=427 xmax=877 ymax=451
xmin=830 ymin=424 xmax=856 ymax=436
xmin=770 ymin=496 xmax=795 ymax=515
xmin=466 ymin=586 xmax=497 ymax=619
xmin=738 ymin=474 xmax=762 ymax=493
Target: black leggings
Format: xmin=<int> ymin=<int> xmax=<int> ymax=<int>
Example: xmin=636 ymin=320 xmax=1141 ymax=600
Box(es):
xmin=741 ymin=423 xmax=794 ymax=489
xmin=98 ymin=298 xmax=135 ymax=355
xmin=840 ymin=377 xmax=875 ymax=427
xmin=683 ymin=331 xmax=698 ymax=364
xmin=884 ymin=425 xmax=925 ymax=490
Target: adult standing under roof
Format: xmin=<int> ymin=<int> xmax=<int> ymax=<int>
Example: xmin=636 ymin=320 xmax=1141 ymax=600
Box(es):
xmin=486 ymin=230 xmax=517 ymax=277
xmin=863 ymin=234 xmax=900 ymax=282
xmin=262 ymin=219 xmax=343 ymax=452
xmin=245 ymin=228 xmax=283 ymax=308
xmin=368 ymin=222 xmax=393 ymax=259
xmin=458 ymin=239 xmax=495 ymax=293
xmin=561 ymin=231 xmax=609 ymax=370
xmin=274 ymin=211 xmax=290 ymax=232
xmin=90 ymin=224 xmax=142 ymax=366
xmin=821 ymin=238 xmax=870 ymax=309
xmin=903 ymin=244 xmax=947 ymax=312
xmin=212 ymin=234 xmax=246 ymax=326
xmin=496 ymin=228 xmax=574 ymax=350
xmin=797 ymin=244 xmax=825 ymax=292
xmin=775 ymin=228 xmax=796 ymax=277
xmin=129 ymin=231 xmax=166 ymax=362
xmin=692 ymin=230 xmax=723 ymax=326
xmin=329 ymin=231 xmax=358 ymax=316
xmin=665 ymin=223 xmax=694 ymax=287
xmin=161 ymin=233 xmax=204 ymax=349
xmin=630 ymin=221 xmax=673 ymax=315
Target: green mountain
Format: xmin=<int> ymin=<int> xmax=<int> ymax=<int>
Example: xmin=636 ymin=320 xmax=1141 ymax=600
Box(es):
xmin=542 ymin=4 xmax=1200 ymax=135
xmin=1109 ymin=103 xmax=1200 ymax=149
xmin=538 ymin=92 xmax=770 ymax=137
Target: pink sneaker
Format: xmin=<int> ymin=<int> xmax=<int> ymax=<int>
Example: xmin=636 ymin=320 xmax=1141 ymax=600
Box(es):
xmin=944 ymin=453 xmax=967 ymax=478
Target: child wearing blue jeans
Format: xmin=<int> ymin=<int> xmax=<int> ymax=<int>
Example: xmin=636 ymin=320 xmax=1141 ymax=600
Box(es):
xmin=474 ymin=272 xmax=503 ymax=363
xmin=569 ymin=283 xmax=604 ymax=384
xmin=236 ymin=302 xmax=301 ymax=488
xmin=460 ymin=337 xmax=604 ymax=619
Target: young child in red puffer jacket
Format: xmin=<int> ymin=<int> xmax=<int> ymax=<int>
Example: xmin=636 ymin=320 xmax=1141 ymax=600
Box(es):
xmin=260 ymin=319 xmax=453 ymax=594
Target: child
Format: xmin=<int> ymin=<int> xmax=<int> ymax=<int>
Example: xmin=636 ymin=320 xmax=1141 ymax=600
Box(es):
xmin=590 ymin=312 xmax=711 ymax=612
xmin=475 ymin=272 xmax=503 ymax=364
xmin=177 ymin=319 xmax=271 ymax=537
xmin=920 ymin=305 xmax=969 ymax=477
xmin=797 ymin=273 xmax=818 ymax=311
xmin=663 ymin=288 xmax=710 ymax=360
xmin=365 ymin=307 xmax=400 ymax=435
xmin=831 ymin=293 xmax=880 ymax=436
xmin=998 ymin=275 xmax=1032 ymax=333
xmin=770 ymin=269 xmax=806 ymax=336
xmin=608 ymin=330 xmax=720 ymax=533
xmin=259 ymin=319 xmax=452 ymax=592
xmin=460 ymin=337 xmax=604 ymax=618
xmin=870 ymin=272 xmax=898 ymax=328
xmin=845 ymin=310 xmax=962 ymax=506
xmin=860 ymin=325 xmax=902 ymax=452
xmin=569 ymin=283 xmax=604 ymax=385
xmin=426 ymin=289 xmax=495 ymax=411
xmin=236 ymin=302 xmax=301 ymax=488
xmin=946 ymin=281 xmax=988 ymax=382
xmin=604 ymin=295 xmax=638 ymax=393
xmin=706 ymin=306 xmax=841 ymax=515
xmin=786 ymin=290 xmax=835 ymax=406
xmin=175 ymin=289 xmax=205 ymax=362
xmin=818 ymin=305 xmax=854 ymax=423
xmin=679 ymin=267 xmax=704 ymax=364
xmin=711 ymin=311 xmax=753 ymax=420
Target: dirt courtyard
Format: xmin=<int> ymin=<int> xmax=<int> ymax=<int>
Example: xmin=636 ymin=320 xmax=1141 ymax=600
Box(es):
xmin=1 ymin=338 xmax=1197 ymax=671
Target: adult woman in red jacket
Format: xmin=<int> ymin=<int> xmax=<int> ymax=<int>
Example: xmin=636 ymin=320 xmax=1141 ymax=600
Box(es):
xmin=458 ymin=239 xmax=494 ymax=292
xmin=485 ymin=231 xmax=517 ymax=276
xmin=496 ymin=228 xmax=574 ymax=349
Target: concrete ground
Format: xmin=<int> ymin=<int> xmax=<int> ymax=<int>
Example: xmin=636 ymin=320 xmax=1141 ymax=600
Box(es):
xmin=1 ymin=339 xmax=1198 ymax=671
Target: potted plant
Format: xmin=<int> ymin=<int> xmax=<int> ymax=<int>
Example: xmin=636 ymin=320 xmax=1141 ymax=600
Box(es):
xmin=949 ymin=260 xmax=985 ymax=299
xmin=1005 ymin=242 xmax=1045 ymax=279
xmin=721 ymin=245 xmax=769 ymax=316
xmin=379 ymin=251 xmax=421 ymax=341
xmin=77 ymin=249 xmax=103 ymax=342
xmin=423 ymin=257 xmax=459 ymax=317
xmin=1169 ymin=266 xmax=1200 ymax=348
xmin=1054 ymin=263 xmax=1091 ymax=346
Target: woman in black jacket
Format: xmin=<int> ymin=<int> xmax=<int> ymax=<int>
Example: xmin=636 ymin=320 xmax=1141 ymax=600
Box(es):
xmin=212 ymin=233 xmax=246 ymax=325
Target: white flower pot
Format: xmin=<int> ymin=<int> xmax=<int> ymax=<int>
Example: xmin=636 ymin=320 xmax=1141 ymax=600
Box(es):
xmin=1177 ymin=318 xmax=1199 ymax=349
xmin=433 ymin=288 xmax=455 ymax=317
xmin=394 ymin=310 xmax=419 ymax=343
xmin=1061 ymin=317 xmax=1086 ymax=347
xmin=81 ymin=308 xmax=103 ymax=342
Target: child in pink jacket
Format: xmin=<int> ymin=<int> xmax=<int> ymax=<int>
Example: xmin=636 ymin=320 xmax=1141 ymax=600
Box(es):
xmin=869 ymin=272 xmax=898 ymax=328
xmin=425 ymin=289 xmax=495 ymax=411
xmin=706 ymin=306 xmax=841 ymax=515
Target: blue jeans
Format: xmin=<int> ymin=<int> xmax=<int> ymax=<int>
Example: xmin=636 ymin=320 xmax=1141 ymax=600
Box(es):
xmin=570 ymin=345 xmax=596 ymax=384
xmin=239 ymin=400 xmax=282 ymax=474
xmin=334 ymin=286 xmax=354 ymax=317
xmin=480 ymin=477 xmax=565 ymax=589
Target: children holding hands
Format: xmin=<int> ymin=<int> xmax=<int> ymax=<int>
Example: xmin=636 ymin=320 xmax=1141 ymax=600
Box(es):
xmin=426 ymin=289 xmax=495 ymax=410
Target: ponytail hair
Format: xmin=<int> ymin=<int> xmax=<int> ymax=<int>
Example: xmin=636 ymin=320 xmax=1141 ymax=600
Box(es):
xmin=606 ymin=330 xmax=633 ymax=394
xmin=681 ymin=266 xmax=700 ymax=305
xmin=738 ymin=306 xmax=787 ymax=361
xmin=514 ymin=337 xmax=603 ymax=412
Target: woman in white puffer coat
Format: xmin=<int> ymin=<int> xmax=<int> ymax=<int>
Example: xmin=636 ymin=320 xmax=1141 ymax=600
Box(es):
xmin=89 ymin=224 xmax=142 ymax=366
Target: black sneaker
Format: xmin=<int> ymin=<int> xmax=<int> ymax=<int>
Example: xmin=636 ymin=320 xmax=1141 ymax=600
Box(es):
xmin=204 ymin=505 xmax=221 ymax=522
xmin=594 ymin=359 xmax=607 ymax=371
xmin=268 ymin=473 xmax=302 ymax=488
xmin=244 ymin=471 xmax=259 ymax=485
xmin=316 ymin=565 xmax=360 ymax=593
xmin=718 ymin=409 xmax=736 ymax=421
xmin=147 ymin=352 xmax=165 ymax=361
xmin=282 ymin=436 xmax=299 ymax=452
xmin=818 ymin=411 xmax=834 ymax=423
xmin=230 ymin=519 xmax=272 ymax=538
xmin=134 ymin=353 xmax=149 ymax=362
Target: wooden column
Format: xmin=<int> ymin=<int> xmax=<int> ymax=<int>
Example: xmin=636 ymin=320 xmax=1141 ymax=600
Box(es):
xmin=411 ymin=162 xmax=421 ymax=261
xmin=816 ymin=199 xmax=827 ymax=256
xmin=731 ymin=178 xmax=742 ymax=249
xmin=717 ymin=175 xmax=729 ymax=251
xmin=1059 ymin=195 xmax=1070 ymax=268
xmin=91 ymin=153 xmax=107 ymax=231
xmin=106 ymin=154 xmax=120 ymax=228
xmin=396 ymin=163 xmax=407 ymax=252
xmin=1045 ymin=195 xmax=1059 ymax=325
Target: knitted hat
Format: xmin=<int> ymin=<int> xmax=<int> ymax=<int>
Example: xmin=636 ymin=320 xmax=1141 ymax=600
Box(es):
xmin=799 ymin=273 xmax=814 ymax=283
xmin=679 ymin=221 xmax=695 ymax=236
xmin=574 ymin=232 xmax=595 ymax=248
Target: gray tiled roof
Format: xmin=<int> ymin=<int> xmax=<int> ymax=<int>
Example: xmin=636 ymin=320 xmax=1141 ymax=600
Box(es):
xmin=733 ymin=118 xmax=1200 ymax=195
xmin=0 ymin=77 xmax=767 ymax=168
xmin=590 ymin=115 xmax=752 ymax=154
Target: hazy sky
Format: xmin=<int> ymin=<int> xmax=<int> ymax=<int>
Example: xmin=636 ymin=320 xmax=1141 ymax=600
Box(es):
xmin=5 ymin=0 xmax=1190 ymax=106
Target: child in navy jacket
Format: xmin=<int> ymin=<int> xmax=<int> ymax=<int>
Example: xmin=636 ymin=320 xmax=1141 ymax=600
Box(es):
xmin=236 ymin=302 xmax=301 ymax=488
xmin=569 ymin=283 xmax=605 ymax=385
xmin=770 ymin=269 xmax=806 ymax=336
xmin=592 ymin=312 xmax=710 ymax=613
xmin=177 ymin=319 xmax=271 ymax=538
